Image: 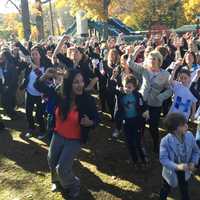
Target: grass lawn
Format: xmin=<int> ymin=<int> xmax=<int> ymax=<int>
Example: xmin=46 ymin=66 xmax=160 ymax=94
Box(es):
xmin=0 ymin=109 xmax=199 ymax=200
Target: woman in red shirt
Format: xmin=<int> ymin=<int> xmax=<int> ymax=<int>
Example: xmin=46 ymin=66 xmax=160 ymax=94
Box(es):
xmin=36 ymin=68 xmax=99 ymax=199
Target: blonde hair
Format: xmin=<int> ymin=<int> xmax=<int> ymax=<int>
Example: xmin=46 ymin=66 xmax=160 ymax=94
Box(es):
xmin=148 ymin=50 xmax=163 ymax=67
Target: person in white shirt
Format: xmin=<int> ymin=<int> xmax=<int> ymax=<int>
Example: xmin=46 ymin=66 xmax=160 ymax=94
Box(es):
xmin=22 ymin=46 xmax=46 ymax=138
xmin=168 ymin=62 xmax=197 ymax=121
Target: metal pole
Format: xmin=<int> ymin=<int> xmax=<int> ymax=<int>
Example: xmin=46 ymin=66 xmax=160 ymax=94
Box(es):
xmin=49 ymin=0 xmax=55 ymax=35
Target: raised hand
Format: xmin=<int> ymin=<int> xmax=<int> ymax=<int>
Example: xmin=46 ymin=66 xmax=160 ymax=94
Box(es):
xmin=132 ymin=45 xmax=145 ymax=59
xmin=62 ymin=35 xmax=70 ymax=42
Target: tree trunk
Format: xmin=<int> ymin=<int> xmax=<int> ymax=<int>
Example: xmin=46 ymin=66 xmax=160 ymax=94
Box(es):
xmin=35 ymin=0 xmax=45 ymax=41
xmin=49 ymin=0 xmax=55 ymax=35
xmin=21 ymin=0 xmax=31 ymax=40
xmin=103 ymin=0 xmax=110 ymax=40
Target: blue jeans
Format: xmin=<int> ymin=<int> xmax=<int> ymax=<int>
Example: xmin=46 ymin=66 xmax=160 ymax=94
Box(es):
xmin=47 ymin=133 xmax=81 ymax=189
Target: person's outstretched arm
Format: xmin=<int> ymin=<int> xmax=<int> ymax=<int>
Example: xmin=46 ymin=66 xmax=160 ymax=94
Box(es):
xmin=52 ymin=35 xmax=70 ymax=63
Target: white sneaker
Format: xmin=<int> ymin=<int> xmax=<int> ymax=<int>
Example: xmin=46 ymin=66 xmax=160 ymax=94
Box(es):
xmin=112 ymin=129 xmax=120 ymax=138
xmin=37 ymin=134 xmax=46 ymax=140
xmin=25 ymin=132 xmax=32 ymax=138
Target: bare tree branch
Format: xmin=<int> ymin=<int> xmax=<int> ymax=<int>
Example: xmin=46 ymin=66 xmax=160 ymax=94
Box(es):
xmin=6 ymin=0 xmax=21 ymax=14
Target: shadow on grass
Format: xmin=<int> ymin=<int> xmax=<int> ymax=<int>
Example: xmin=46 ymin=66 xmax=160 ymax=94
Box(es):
xmin=1 ymin=116 xmax=26 ymax=134
xmin=76 ymin=161 xmax=151 ymax=200
xmin=0 ymin=129 xmax=49 ymax=173
xmin=0 ymin=128 xmax=155 ymax=200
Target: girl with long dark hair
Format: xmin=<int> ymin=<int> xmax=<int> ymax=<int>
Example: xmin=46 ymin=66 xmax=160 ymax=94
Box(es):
xmin=104 ymin=48 xmax=120 ymax=120
xmin=35 ymin=68 xmax=99 ymax=199
xmin=21 ymin=45 xmax=47 ymax=138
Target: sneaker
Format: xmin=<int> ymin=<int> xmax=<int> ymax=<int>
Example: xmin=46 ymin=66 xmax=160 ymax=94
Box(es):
xmin=25 ymin=129 xmax=34 ymax=138
xmin=25 ymin=132 xmax=32 ymax=138
xmin=68 ymin=176 xmax=80 ymax=198
xmin=51 ymin=182 xmax=63 ymax=193
xmin=37 ymin=133 xmax=46 ymax=140
xmin=112 ymin=129 xmax=120 ymax=138
xmin=61 ymin=177 xmax=80 ymax=199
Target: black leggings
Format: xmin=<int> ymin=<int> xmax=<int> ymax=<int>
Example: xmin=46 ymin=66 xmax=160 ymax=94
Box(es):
xmin=124 ymin=118 xmax=145 ymax=163
xmin=148 ymin=106 xmax=161 ymax=153
xmin=2 ymin=88 xmax=16 ymax=116
xmin=99 ymin=88 xmax=106 ymax=111
xmin=160 ymin=171 xmax=190 ymax=200
xmin=25 ymin=92 xmax=45 ymax=132
xmin=162 ymin=97 xmax=172 ymax=116
xmin=106 ymin=91 xmax=115 ymax=121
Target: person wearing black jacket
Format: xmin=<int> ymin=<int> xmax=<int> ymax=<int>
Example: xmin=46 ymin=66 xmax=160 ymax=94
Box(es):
xmin=114 ymin=75 xmax=149 ymax=166
xmin=0 ymin=50 xmax=18 ymax=118
xmin=0 ymin=64 xmax=5 ymax=129
xmin=56 ymin=48 xmax=95 ymax=86
xmin=190 ymin=70 xmax=200 ymax=107
xmin=15 ymin=40 xmax=53 ymax=69
xmin=100 ymin=48 xmax=120 ymax=120
xmin=34 ymin=68 xmax=99 ymax=199
xmin=12 ymin=47 xmax=29 ymax=72
xmin=20 ymin=45 xmax=49 ymax=138
xmin=52 ymin=36 xmax=97 ymax=88
xmin=92 ymin=51 xmax=107 ymax=112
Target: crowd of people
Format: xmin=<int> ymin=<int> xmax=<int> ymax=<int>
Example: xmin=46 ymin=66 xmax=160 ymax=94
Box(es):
xmin=0 ymin=31 xmax=200 ymax=200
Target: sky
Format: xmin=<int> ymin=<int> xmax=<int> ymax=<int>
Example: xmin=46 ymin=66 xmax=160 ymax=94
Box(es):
xmin=0 ymin=0 xmax=35 ymax=14
xmin=0 ymin=0 xmax=19 ymax=14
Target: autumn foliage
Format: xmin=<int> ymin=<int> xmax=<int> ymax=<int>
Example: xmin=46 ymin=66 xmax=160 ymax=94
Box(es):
xmin=0 ymin=0 xmax=200 ymax=39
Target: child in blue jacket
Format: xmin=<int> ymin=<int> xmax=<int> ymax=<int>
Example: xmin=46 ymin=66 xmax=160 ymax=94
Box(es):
xmin=114 ymin=74 xmax=149 ymax=167
xmin=160 ymin=112 xmax=199 ymax=200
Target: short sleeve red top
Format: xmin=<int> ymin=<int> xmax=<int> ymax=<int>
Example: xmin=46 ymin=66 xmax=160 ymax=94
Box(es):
xmin=54 ymin=106 xmax=81 ymax=139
